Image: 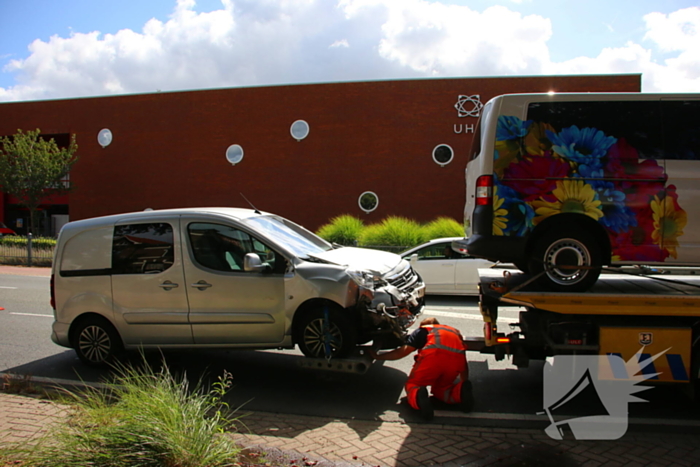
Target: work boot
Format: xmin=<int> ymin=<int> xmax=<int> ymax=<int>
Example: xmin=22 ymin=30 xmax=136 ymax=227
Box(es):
xmin=460 ymin=380 xmax=475 ymax=413
xmin=416 ymin=386 xmax=434 ymax=421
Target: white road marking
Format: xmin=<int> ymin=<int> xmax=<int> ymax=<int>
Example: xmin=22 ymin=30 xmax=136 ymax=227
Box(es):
xmin=424 ymin=309 xmax=518 ymax=323
xmin=9 ymin=312 xmax=53 ymax=318
xmin=0 ymin=286 xmax=17 ymax=289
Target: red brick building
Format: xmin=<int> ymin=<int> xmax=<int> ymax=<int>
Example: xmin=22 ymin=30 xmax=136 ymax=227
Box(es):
xmin=0 ymin=74 xmax=640 ymax=235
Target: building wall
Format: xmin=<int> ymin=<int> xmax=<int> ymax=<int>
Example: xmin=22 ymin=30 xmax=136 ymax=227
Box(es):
xmin=0 ymin=74 xmax=640 ymax=232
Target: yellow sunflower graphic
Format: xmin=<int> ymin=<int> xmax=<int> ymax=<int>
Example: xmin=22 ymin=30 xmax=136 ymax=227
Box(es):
xmin=532 ymin=180 xmax=603 ymax=225
xmin=492 ymin=186 xmax=508 ymax=236
xmin=651 ymin=195 xmax=687 ymax=259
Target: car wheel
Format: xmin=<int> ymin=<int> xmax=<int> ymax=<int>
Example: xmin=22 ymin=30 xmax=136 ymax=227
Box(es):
xmin=528 ymin=229 xmax=601 ymax=292
xmin=296 ymin=306 xmax=356 ymax=359
xmin=73 ymin=316 xmax=123 ymax=367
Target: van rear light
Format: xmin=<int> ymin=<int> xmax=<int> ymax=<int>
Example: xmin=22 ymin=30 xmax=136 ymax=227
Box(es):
xmin=50 ymin=274 xmax=55 ymax=310
xmin=475 ymin=175 xmax=493 ymax=206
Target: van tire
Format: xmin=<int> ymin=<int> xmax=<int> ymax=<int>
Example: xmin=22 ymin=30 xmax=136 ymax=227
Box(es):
xmin=72 ymin=316 xmax=123 ymax=367
xmin=296 ymin=306 xmax=356 ymax=359
xmin=529 ymin=229 xmax=601 ymax=292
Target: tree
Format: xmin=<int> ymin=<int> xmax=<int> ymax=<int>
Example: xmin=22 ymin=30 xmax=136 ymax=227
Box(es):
xmin=0 ymin=129 xmax=78 ymax=235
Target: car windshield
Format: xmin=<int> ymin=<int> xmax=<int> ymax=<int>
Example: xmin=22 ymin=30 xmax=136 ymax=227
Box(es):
xmin=244 ymin=215 xmax=332 ymax=258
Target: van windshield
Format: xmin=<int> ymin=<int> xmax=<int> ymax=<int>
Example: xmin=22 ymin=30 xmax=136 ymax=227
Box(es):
xmin=244 ymin=215 xmax=333 ymax=258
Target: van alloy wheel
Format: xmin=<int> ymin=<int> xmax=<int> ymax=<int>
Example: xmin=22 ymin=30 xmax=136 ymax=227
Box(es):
xmin=78 ymin=325 xmax=112 ymax=364
xmin=302 ymin=317 xmax=344 ymax=358
xmin=296 ymin=306 xmax=356 ymax=359
xmin=73 ymin=317 xmax=122 ymax=367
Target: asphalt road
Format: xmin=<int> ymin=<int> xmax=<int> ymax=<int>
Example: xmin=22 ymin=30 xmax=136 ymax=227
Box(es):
xmin=1 ymin=271 xmax=699 ymax=430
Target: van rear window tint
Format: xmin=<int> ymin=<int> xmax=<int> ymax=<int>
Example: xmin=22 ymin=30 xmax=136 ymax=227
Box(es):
xmin=112 ymin=223 xmax=174 ymax=274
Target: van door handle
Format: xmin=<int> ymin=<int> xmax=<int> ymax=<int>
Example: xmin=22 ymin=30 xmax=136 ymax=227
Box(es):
xmin=159 ymin=281 xmax=179 ymax=291
xmin=191 ymin=280 xmax=213 ymax=291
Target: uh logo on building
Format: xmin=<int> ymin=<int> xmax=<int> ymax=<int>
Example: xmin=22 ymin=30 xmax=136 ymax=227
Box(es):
xmin=453 ymin=95 xmax=483 ymax=134
xmin=540 ymin=328 xmax=692 ymax=440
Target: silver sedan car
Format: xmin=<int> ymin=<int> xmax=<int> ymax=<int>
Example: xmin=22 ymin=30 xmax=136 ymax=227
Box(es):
xmin=401 ymin=237 xmax=496 ymax=296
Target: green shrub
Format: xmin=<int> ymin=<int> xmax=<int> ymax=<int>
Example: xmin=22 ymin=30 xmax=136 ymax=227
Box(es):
xmin=316 ymin=214 xmax=364 ymax=246
xmin=359 ymin=216 xmax=425 ymax=248
xmin=4 ymin=359 xmax=243 ymax=467
xmin=0 ymin=235 xmax=56 ymax=250
xmin=420 ymin=217 xmax=464 ymax=240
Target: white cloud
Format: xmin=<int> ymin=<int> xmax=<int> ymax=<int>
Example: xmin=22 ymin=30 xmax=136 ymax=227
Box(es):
xmin=1 ymin=1 xmax=700 ymax=101
xmin=330 ymin=39 xmax=350 ymax=48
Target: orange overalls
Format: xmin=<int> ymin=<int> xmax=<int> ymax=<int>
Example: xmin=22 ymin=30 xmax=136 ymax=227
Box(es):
xmin=405 ymin=324 xmax=468 ymax=410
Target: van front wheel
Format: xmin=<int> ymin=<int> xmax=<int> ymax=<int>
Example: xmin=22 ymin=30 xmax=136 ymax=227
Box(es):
xmin=296 ymin=307 xmax=356 ymax=359
xmin=73 ymin=317 xmax=122 ymax=367
xmin=529 ymin=230 xmax=601 ymax=292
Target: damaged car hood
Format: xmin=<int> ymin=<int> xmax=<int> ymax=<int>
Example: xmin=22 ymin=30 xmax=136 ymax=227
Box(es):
xmin=309 ymin=247 xmax=404 ymax=274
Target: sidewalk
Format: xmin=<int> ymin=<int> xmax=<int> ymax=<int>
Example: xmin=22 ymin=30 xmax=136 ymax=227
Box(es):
xmin=0 ymin=265 xmax=51 ymax=277
xmin=1 ymin=392 xmax=700 ymax=467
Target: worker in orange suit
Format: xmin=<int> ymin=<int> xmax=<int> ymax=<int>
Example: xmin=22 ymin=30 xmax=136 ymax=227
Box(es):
xmin=368 ymin=317 xmax=473 ymax=420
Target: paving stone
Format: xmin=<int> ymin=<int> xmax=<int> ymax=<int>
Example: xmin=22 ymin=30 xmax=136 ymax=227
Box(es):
xmin=4 ymin=392 xmax=700 ymax=467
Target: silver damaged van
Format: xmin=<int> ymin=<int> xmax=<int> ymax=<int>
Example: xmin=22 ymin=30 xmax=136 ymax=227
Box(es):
xmin=50 ymin=208 xmax=425 ymax=366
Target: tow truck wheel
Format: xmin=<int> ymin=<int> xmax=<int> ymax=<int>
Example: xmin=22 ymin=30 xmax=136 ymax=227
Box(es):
xmin=296 ymin=306 xmax=357 ymax=359
xmin=529 ymin=229 xmax=601 ymax=292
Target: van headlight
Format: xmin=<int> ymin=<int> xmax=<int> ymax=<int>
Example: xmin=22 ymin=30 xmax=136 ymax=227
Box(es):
xmin=347 ymin=270 xmax=380 ymax=289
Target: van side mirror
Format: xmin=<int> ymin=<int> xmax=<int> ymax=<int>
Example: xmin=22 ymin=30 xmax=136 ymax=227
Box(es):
xmin=409 ymin=253 xmax=418 ymax=265
xmin=244 ymin=253 xmax=268 ymax=273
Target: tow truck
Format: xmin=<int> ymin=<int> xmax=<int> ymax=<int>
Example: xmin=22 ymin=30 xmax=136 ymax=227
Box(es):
xmin=467 ymin=267 xmax=700 ymax=397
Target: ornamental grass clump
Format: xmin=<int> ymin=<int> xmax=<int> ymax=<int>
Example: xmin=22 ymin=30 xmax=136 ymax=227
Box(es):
xmin=6 ymin=360 xmax=243 ymax=467
xmin=420 ymin=217 xmax=464 ymax=240
xmin=316 ymin=214 xmax=364 ymax=246
xmin=359 ymin=216 xmax=424 ymax=249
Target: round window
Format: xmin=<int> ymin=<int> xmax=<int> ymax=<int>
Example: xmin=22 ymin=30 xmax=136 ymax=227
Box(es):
xmin=290 ymin=120 xmax=310 ymax=141
xmin=432 ymin=144 xmax=454 ymax=167
xmin=358 ymin=191 xmax=379 ymax=213
xmin=225 ymin=144 xmax=244 ymax=165
xmin=97 ymin=128 xmax=113 ymax=148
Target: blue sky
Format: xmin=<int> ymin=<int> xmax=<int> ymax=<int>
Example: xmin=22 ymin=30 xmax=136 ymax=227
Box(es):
xmin=1 ymin=0 xmax=699 ymax=101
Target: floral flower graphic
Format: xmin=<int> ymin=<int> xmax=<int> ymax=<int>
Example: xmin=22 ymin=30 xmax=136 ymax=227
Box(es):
xmin=524 ymin=121 xmax=556 ymax=156
xmin=532 ymin=180 xmax=604 ymax=225
xmin=493 ymin=114 xmax=688 ymax=262
xmin=547 ymin=125 xmax=617 ymax=168
xmin=493 ymin=180 xmax=535 ymax=236
xmin=492 ymin=186 xmax=509 ymax=236
xmin=651 ymin=188 xmax=687 ymax=259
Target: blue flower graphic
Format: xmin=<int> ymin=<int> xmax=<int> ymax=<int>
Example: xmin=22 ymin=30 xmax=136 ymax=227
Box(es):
xmin=586 ymin=176 xmax=637 ymax=233
xmin=547 ymin=126 xmax=617 ymax=166
xmin=496 ymin=179 xmax=535 ymax=236
xmin=497 ymin=116 xmax=532 ymax=141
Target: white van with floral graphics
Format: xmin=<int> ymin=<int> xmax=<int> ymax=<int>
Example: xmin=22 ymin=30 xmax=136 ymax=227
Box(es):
xmin=454 ymin=93 xmax=698 ymax=291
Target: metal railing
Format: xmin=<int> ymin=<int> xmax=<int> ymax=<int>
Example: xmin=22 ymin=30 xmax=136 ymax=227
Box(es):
xmin=0 ymin=234 xmax=55 ymax=267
